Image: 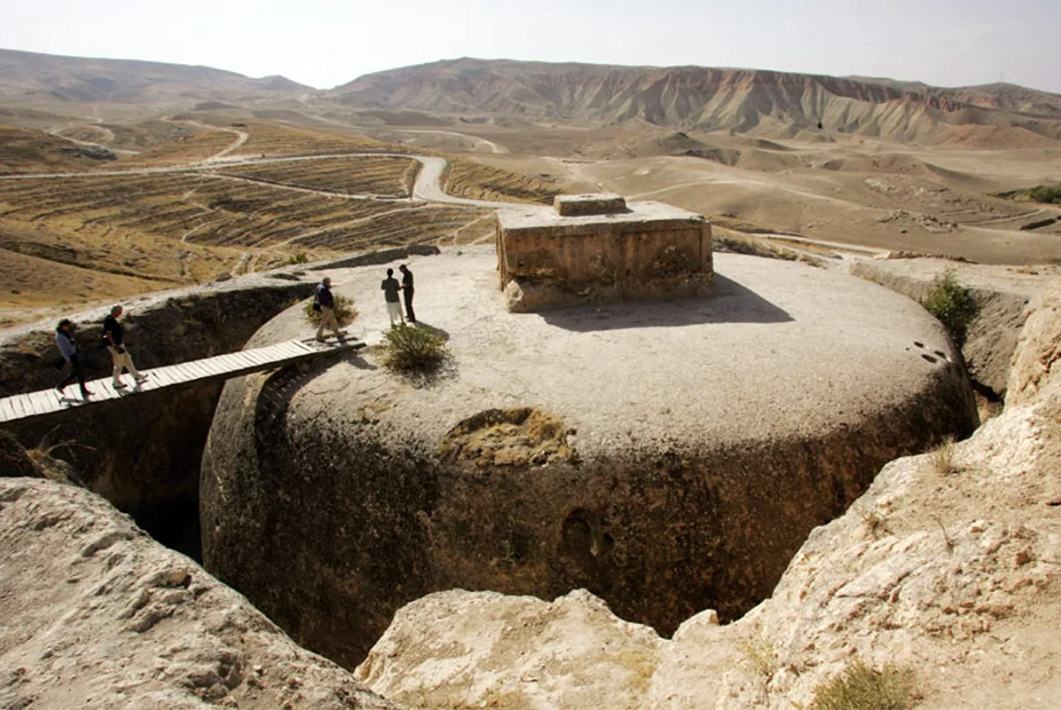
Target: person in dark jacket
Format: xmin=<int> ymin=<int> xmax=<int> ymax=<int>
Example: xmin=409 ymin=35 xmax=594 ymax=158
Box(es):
xmin=315 ymin=277 xmax=341 ymax=342
xmin=55 ymin=318 xmax=91 ymax=400
xmin=399 ymin=264 xmax=416 ymax=323
xmin=102 ymin=304 xmax=147 ymax=389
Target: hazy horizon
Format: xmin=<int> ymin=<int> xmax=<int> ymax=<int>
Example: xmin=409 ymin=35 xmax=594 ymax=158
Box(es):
xmin=1 ymin=0 xmax=1059 ymax=94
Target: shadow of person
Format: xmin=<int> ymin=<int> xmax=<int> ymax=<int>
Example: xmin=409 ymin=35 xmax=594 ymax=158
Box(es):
xmin=408 ymin=321 xmax=451 ymax=341
xmin=537 ymin=273 xmax=794 ymax=332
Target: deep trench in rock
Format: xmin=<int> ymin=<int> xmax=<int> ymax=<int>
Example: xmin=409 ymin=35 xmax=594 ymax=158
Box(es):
xmin=197 ymin=359 xmax=980 ymax=669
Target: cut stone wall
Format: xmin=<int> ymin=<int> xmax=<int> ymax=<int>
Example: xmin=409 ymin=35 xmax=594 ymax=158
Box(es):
xmin=496 ymin=196 xmax=712 ymax=312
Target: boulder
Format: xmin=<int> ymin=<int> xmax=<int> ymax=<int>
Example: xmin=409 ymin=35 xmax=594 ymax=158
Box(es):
xmin=355 ymin=286 xmax=1061 ymax=709
xmin=202 ymin=248 xmax=977 ymax=668
xmin=0 ymin=478 xmax=399 ymax=710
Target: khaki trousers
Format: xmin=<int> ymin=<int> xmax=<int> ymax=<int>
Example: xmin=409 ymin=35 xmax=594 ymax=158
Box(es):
xmin=107 ymin=345 xmax=141 ymax=385
xmin=317 ymin=306 xmax=340 ymax=338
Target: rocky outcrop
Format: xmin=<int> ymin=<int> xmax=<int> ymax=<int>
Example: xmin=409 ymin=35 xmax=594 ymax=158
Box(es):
xmin=0 ymin=478 xmax=399 ymax=710
xmin=354 ymin=285 xmax=1061 ymax=709
xmin=1007 ymin=285 xmax=1061 ymax=406
xmin=201 ymin=248 xmax=978 ymax=669
xmin=848 ymin=258 xmax=1060 ymax=398
xmin=357 ymin=589 xmax=663 ymax=709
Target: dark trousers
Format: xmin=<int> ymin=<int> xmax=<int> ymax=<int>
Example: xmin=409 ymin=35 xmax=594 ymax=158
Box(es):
xmin=57 ymin=354 xmax=89 ymax=396
xmin=403 ymin=288 xmax=416 ymax=322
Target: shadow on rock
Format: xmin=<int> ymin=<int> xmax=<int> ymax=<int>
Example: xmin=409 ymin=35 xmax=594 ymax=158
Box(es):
xmin=537 ymin=273 xmax=793 ymax=332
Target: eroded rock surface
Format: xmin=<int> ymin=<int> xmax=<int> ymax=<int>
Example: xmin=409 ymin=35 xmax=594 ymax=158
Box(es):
xmin=849 ymin=258 xmax=1060 ymax=397
xmin=352 ymin=286 xmax=1061 ymax=709
xmin=0 ymin=478 xmax=399 ymax=710
xmin=202 ymin=248 xmax=977 ymax=667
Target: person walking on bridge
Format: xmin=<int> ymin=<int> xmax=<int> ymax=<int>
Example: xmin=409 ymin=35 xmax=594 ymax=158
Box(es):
xmin=315 ymin=277 xmax=342 ymax=342
xmin=399 ymin=264 xmax=416 ymax=323
xmin=102 ymin=305 xmax=147 ymax=389
xmin=55 ymin=319 xmax=91 ymax=400
xmin=381 ymin=268 xmax=404 ymax=327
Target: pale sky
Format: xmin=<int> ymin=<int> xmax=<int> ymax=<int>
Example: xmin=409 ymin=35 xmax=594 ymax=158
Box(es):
xmin=1 ymin=0 xmax=1058 ymax=93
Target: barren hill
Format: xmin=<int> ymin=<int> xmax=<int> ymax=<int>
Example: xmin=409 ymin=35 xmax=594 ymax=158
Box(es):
xmin=324 ymin=58 xmax=1061 ymax=144
xmin=0 ymin=48 xmax=311 ymax=107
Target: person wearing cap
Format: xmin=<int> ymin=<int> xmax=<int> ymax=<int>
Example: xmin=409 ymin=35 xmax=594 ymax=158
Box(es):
xmin=102 ymin=305 xmax=147 ymax=389
xmin=55 ymin=318 xmax=91 ymax=400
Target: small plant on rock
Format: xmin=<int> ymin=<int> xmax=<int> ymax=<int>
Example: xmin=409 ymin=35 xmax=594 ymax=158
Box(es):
xmin=858 ymin=506 xmax=889 ymax=539
xmin=302 ymin=294 xmax=357 ymax=327
xmin=737 ymin=635 xmax=779 ymax=680
xmin=809 ymin=659 xmax=916 ymax=710
xmin=922 ymin=270 xmax=978 ymax=347
xmin=381 ymin=323 xmax=450 ymax=375
xmin=930 ymin=436 xmax=957 ymax=475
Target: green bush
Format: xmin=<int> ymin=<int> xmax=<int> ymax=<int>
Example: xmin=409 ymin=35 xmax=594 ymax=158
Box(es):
xmin=287 ymin=252 xmax=310 ymax=265
xmin=381 ymin=324 xmax=449 ymax=374
xmin=922 ymin=269 xmax=978 ymax=347
xmin=302 ymin=293 xmax=357 ymax=327
xmin=809 ymin=659 xmax=916 ymax=710
xmin=1027 ymin=184 xmax=1061 ymax=205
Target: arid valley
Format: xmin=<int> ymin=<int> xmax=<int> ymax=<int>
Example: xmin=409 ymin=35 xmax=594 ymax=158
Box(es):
xmin=2 ymin=47 xmax=1061 ymax=710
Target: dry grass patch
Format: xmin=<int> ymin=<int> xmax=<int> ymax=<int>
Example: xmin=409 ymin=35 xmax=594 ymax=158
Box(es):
xmin=303 ymin=293 xmax=357 ymax=327
xmin=227 ymin=121 xmax=399 ymax=157
xmin=443 ymin=158 xmax=561 ymax=204
xmin=808 ymin=659 xmax=916 ymax=710
xmin=221 ymin=155 xmax=420 ymax=197
xmin=930 ymin=436 xmax=958 ymax=475
xmin=737 ymin=635 xmax=779 ymax=679
xmin=440 ymin=407 xmax=577 ymax=467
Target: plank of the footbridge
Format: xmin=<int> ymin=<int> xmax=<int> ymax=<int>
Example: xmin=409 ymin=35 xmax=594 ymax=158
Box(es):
xmin=0 ymin=339 xmax=361 ymax=427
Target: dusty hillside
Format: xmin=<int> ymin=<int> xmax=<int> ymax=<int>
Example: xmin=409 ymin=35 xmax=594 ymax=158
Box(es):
xmin=324 ymin=58 xmax=1061 ymax=143
xmin=0 ymin=48 xmax=310 ymax=107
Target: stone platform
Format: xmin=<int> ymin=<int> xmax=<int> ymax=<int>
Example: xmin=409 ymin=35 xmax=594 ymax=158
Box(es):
xmin=496 ymin=194 xmax=712 ymax=312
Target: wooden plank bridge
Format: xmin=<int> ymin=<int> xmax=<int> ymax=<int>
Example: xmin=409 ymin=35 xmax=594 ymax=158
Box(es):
xmin=0 ymin=338 xmax=362 ymax=427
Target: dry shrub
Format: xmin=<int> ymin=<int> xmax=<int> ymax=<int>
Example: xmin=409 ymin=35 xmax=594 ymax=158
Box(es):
xmin=930 ymin=436 xmax=957 ymax=475
xmin=809 ymin=659 xmax=916 ymax=710
xmin=381 ymin=323 xmax=449 ymax=374
xmin=303 ymin=294 xmax=357 ymax=327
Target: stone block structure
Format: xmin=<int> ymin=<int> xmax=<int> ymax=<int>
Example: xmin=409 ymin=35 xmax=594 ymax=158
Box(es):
xmin=496 ymin=194 xmax=713 ymax=312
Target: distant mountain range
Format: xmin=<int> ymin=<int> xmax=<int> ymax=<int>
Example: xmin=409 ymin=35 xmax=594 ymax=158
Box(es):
xmin=0 ymin=48 xmax=311 ymax=105
xmin=325 ymin=58 xmax=1061 ymax=143
xmin=2 ymin=49 xmax=1060 ymax=145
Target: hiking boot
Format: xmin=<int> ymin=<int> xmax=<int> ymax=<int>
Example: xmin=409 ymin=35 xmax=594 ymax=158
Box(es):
xmin=135 ymin=374 xmax=148 ymax=382
xmin=114 ymin=382 xmax=127 ymax=389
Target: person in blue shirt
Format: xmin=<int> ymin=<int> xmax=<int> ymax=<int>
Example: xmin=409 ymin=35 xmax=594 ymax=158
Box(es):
xmin=55 ymin=319 xmax=91 ymax=400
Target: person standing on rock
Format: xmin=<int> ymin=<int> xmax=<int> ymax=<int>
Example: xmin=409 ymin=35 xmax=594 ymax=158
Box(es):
xmin=102 ymin=305 xmax=147 ymax=390
xmin=399 ymin=264 xmax=416 ymax=323
xmin=381 ymin=268 xmax=404 ymax=327
xmin=315 ymin=277 xmax=342 ymax=342
xmin=55 ymin=319 xmax=92 ymax=400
